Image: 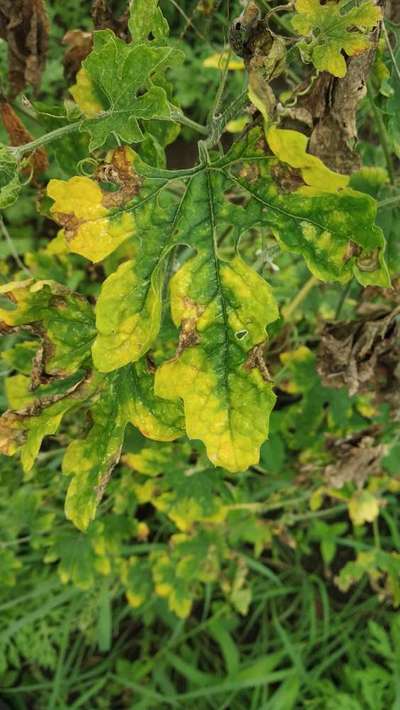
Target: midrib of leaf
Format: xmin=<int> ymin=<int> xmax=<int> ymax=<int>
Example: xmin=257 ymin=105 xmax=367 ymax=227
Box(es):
xmin=205 ymin=168 xmax=234 ymax=442
xmin=124 ymin=176 xmax=194 ymax=319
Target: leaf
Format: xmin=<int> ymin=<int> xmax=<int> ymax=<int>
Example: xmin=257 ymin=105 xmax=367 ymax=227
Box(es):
xmin=0 ymin=372 xmax=91 ymax=472
xmin=47 ymin=175 xmax=136 ymax=262
xmin=63 ymin=363 xmax=183 ymax=531
xmin=228 ymin=129 xmax=389 ymax=286
xmin=266 ymin=126 xmax=348 ymax=192
xmin=292 ymin=0 xmax=381 ymax=78
xmin=69 ymin=29 xmax=183 ymax=150
xmin=128 ymin=0 xmax=169 ymax=44
xmin=0 ymin=279 xmax=96 ymax=376
xmin=46 ymin=127 xmax=388 ymax=473
xmin=0 ymin=146 xmax=21 ymax=209
xmin=155 ymin=244 xmax=278 ymax=472
xmin=348 ymin=490 xmax=380 ymax=526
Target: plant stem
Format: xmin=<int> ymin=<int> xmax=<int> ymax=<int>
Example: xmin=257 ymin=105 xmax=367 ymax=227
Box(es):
xmin=11 ymin=121 xmax=83 ymax=157
xmin=335 ymin=278 xmax=352 ymax=320
xmin=378 ymin=194 xmax=400 ymax=209
xmin=171 ymin=111 xmax=208 ymax=135
xmin=0 ymin=217 xmax=32 ymax=277
xmin=281 ymin=275 xmax=319 ymax=320
xmin=367 ymin=80 xmax=395 ymax=185
xmin=11 ymin=112 xmax=208 ymax=158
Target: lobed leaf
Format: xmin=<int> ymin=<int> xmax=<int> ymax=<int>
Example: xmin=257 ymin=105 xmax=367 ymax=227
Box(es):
xmin=292 ymin=0 xmax=382 ymax=77
xmin=69 ymin=29 xmax=183 ymax=150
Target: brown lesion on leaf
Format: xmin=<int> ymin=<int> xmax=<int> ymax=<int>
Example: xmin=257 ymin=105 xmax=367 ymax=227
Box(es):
xmin=52 ymin=211 xmax=81 ymax=243
xmin=244 ymin=342 xmax=273 ymax=382
xmin=97 ymin=146 xmax=143 ymax=208
xmin=176 ymin=317 xmax=201 ymax=357
xmin=317 ymin=305 xmax=400 ymax=397
xmin=270 ymin=162 xmax=304 ymax=193
xmin=95 ymin=448 xmax=122 ymax=505
xmin=324 ymin=427 xmax=386 ymax=489
xmin=0 ymin=371 xmax=91 ymax=457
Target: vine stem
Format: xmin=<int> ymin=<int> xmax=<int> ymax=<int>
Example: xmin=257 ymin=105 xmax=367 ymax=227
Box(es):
xmin=10 ymin=112 xmax=208 ymax=159
xmin=367 ymin=80 xmax=395 ymax=185
xmin=281 ymin=275 xmax=319 ymax=320
xmin=0 ymin=217 xmax=32 ymax=277
xmin=10 ymin=121 xmax=82 ymax=157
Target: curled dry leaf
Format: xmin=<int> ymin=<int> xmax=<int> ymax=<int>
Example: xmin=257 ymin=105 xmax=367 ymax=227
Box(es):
xmin=324 ymin=428 xmax=386 ymax=489
xmin=317 ymin=306 xmax=400 ymax=397
xmin=0 ymin=0 xmax=49 ymax=97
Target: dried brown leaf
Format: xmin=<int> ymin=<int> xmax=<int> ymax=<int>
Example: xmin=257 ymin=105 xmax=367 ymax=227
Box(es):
xmin=0 ymin=0 xmax=49 ymax=97
xmin=317 ymin=306 xmax=400 ymax=397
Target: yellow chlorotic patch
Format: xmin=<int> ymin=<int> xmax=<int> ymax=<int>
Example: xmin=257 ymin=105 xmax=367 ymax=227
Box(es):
xmin=47 ymin=176 xmax=135 ymax=262
xmin=267 ymin=126 xmax=348 ymax=192
xmin=69 ymin=68 xmax=103 ymax=117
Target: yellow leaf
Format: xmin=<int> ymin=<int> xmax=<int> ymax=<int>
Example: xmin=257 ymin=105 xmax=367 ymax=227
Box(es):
xmin=47 ymin=175 xmax=135 ymax=262
xmin=267 ymin=126 xmax=348 ymax=192
xmin=348 ymin=490 xmax=380 ymax=526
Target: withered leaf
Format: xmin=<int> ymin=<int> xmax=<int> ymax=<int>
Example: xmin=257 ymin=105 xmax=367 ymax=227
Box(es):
xmin=0 ymin=0 xmax=49 ymax=97
xmin=324 ymin=428 xmax=386 ymax=489
xmin=317 ymin=306 xmax=400 ymax=397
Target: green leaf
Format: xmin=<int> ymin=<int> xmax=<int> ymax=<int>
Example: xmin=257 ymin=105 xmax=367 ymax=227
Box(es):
xmin=128 ymin=0 xmax=169 ymax=44
xmin=0 ymin=146 xmax=21 ymax=209
xmin=69 ymin=30 xmax=183 ymax=150
xmin=292 ymin=0 xmax=381 ymax=78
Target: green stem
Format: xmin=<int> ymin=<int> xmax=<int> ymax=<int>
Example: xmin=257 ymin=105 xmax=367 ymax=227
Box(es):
xmin=11 ymin=121 xmax=83 ymax=157
xmin=171 ymin=110 xmax=208 ymax=135
xmin=11 ymin=112 xmax=208 ymax=158
xmin=281 ymin=275 xmax=319 ymax=320
xmin=378 ymin=194 xmax=400 ymax=209
xmin=367 ymin=80 xmax=395 ymax=185
xmin=335 ymin=278 xmax=352 ymax=320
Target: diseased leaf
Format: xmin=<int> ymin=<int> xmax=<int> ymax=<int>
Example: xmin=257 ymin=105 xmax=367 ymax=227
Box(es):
xmin=155 ymin=246 xmax=278 ymax=472
xmin=0 ymin=372 xmax=91 ymax=472
xmin=69 ymin=29 xmax=183 ymax=150
xmin=227 ymin=129 xmax=389 ymax=286
xmin=0 ymin=279 xmax=96 ymax=377
xmin=292 ymin=0 xmax=381 ymax=78
xmin=63 ymin=363 xmax=183 ymax=531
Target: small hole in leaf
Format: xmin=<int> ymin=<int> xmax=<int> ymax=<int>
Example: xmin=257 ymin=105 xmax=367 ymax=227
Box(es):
xmin=235 ymin=329 xmax=248 ymax=340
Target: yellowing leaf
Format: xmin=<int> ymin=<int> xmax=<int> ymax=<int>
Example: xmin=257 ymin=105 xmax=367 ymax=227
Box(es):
xmin=348 ymin=490 xmax=380 ymax=526
xmin=203 ymin=52 xmax=245 ymax=71
xmin=267 ymin=126 xmax=348 ymax=192
xmin=69 ymin=68 xmax=103 ymax=118
xmin=292 ymin=0 xmax=381 ymax=78
xmin=47 ymin=176 xmax=135 ymax=262
xmin=156 ymin=249 xmax=279 ymax=472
